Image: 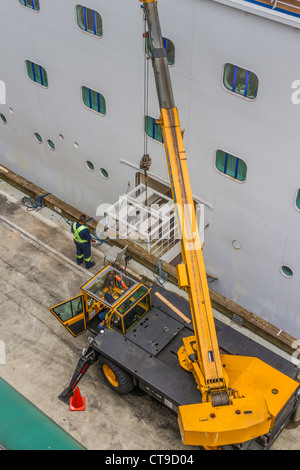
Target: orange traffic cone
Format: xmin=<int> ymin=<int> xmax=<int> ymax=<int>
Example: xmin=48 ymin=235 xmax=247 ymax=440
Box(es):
xmin=69 ymin=386 xmax=85 ymax=411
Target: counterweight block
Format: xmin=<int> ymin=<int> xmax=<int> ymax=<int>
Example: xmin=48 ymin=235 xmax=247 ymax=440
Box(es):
xmin=178 ymin=354 xmax=299 ymax=447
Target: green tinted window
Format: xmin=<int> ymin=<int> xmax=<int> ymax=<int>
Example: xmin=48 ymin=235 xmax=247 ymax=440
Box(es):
xmin=82 ymin=86 xmax=106 ymax=114
xmin=19 ymin=0 xmax=40 ymax=11
xmin=216 ymin=150 xmax=247 ymax=182
xmin=145 ymin=36 xmax=175 ymax=66
xmin=296 ymin=189 xmax=300 ymax=209
xmin=223 ymin=64 xmax=258 ymax=99
xmin=123 ymin=304 xmax=148 ymax=333
xmin=145 ymin=116 xmax=163 ymax=143
xmin=26 ymin=61 xmax=48 ymax=87
xmin=34 ymin=132 xmax=42 ymax=143
xmin=76 ymin=5 xmax=102 ymax=37
xmin=281 ymin=266 xmax=293 ymax=277
xmin=53 ymin=297 xmax=83 ymax=322
xmin=117 ymin=286 xmax=148 ymax=314
xmin=110 ymin=313 xmax=123 ymax=334
xmin=47 ymin=139 xmax=55 ymax=150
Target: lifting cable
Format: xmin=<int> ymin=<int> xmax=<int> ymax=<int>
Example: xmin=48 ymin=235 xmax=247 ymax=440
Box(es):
xmin=143 ymin=11 xmax=149 ymax=160
xmin=140 ymin=11 xmax=152 ymax=206
xmin=22 ymin=193 xmax=51 ymax=211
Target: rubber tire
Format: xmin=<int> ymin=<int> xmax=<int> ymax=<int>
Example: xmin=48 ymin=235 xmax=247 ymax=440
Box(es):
xmin=99 ymin=358 xmax=135 ymax=395
xmin=292 ymin=403 xmax=300 ymax=425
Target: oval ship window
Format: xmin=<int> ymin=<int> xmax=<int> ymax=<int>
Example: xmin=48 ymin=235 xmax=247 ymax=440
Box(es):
xmin=86 ymin=161 xmax=95 ymax=171
xmin=100 ymin=168 xmax=109 ymax=179
xmin=0 ymin=114 xmax=7 ymax=124
xmin=295 ymin=189 xmax=300 ymax=210
xmin=281 ymin=266 xmax=293 ymax=278
xmin=47 ymin=139 xmax=55 ymax=150
xmin=34 ymin=132 xmax=42 ymax=143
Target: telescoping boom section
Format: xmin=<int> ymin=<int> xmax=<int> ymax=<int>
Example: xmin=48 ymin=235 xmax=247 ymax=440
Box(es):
xmin=140 ymin=0 xmax=299 ymax=448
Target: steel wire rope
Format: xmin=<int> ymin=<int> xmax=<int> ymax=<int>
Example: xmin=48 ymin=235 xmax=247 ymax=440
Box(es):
xmin=143 ymin=11 xmax=149 ymax=158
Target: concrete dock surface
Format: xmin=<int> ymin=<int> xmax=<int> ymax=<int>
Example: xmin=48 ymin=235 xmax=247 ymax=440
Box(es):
xmin=0 ymin=180 xmax=299 ymax=451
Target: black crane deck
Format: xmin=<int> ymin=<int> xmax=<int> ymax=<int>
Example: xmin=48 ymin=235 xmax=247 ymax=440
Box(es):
xmin=58 ymin=283 xmax=299 ymax=450
xmin=90 ymin=285 xmax=299 ymax=412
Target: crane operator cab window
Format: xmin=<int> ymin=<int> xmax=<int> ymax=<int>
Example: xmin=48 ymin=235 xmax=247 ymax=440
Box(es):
xmin=122 ymin=292 xmax=150 ymax=333
xmin=83 ymin=267 xmax=136 ymax=307
xmin=50 ymin=266 xmax=151 ymax=337
xmin=108 ymin=289 xmax=150 ymax=334
xmin=49 ymin=294 xmax=86 ymax=337
xmin=117 ymin=285 xmax=150 ymax=334
xmin=52 ymin=296 xmax=83 ymax=322
xmin=109 ymin=312 xmax=123 ymax=333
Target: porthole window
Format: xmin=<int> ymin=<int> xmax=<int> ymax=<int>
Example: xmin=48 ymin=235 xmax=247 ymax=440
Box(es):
xmin=0 ymin=114 xmax=7 ymax=124
xmin=86 ymin=161 xmax=95 ymax=171
xmin=47 ymin=139 xmax=55 ymax=150
xmin=34 ymin=132 xmax=42 ymax=143
xmin=76 ymin=5 xmax=103 ymax=37
xmin=100 ymin=168 xmax=109 ymax=179
xmin=215 ymin=150 xmax=247 ymax=182
xmin=281 ymin=266 xmax=293 ymax=277
xmin=19 ymin=0 xmax=40 ymax=11
xmin=26 ymin=60 xmax=48 ymax=87
xmin=82 ymin=86 xmax=106 ymax=115
xmin=145 ymin=116 xmax=163 ymax=143
xmin=145 ymin=36 xmax=175 ymax=66
xmin=295 ymin=189 xmax=300 ymax=210
xmin=223 ymin=64 xmax=258 ymax=100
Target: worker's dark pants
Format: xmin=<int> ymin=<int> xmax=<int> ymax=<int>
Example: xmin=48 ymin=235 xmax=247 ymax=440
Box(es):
xmin=75 ymin=241 xmax=93 ymax=268
xmin=97 ymin=310 xmax=108 ymax=330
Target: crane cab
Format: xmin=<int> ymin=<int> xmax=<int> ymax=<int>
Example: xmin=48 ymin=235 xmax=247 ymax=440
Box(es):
xmin=49 ymin=265 xmax=151 ymax=337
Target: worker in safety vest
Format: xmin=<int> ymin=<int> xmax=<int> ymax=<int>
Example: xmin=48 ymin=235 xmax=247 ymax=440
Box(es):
xmin=71 ymin=214 xmax=96 ymax=269
xmin=97 ymin=308 xmax=110 ymax=330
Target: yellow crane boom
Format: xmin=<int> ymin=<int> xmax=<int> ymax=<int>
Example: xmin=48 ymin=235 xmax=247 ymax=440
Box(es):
xmin=160 ymin=106 xmax=228 ymax=402
xmin=140 ymin=0 xmax=299 ymax=448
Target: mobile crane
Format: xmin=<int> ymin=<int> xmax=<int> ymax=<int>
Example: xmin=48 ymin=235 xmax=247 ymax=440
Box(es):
xmin=139 ymin=0 xmax=299 ymax=447
xmin=49 ymin=0 xmax=300 ymax=449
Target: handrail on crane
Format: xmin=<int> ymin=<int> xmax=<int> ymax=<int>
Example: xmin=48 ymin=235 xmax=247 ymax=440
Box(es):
xmin=140 ymin=0 xmax=299 ymax=448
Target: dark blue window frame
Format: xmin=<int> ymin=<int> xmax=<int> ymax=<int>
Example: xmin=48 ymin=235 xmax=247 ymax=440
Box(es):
xmin=145 ymin=36 xmax=175 ymax=66
xmin=76 ymin=5 xmax=103 ymax=37
xmin=216 ymin=150 xmax=247 ymax=182
xmin=231 ymin=66 xmax=250 ymax=97
xmin=82 ymin=86 xmax=106 ymax=115
xmin=19 ymin=0 xmax=40 ymax=11
xmin=223 ymin=63 xmax=258 ymax=100
xmin=145 ymin=116 xmax=163 ymax=143
xmin=26 ymin=60 xmax=48 ymax=87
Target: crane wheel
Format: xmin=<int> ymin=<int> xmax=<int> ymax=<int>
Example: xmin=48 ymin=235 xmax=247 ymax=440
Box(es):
xmin=100 ymin=358 xmax=134 ymax=395
xmin=292 ymin=403 xmax=300 ymax=425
